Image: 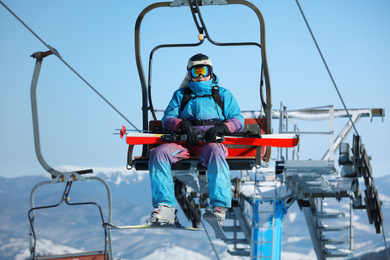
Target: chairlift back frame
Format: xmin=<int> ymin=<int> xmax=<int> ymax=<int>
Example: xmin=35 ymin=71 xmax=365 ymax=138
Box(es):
xmin=134 ymin=0 xmax=273 ymax=161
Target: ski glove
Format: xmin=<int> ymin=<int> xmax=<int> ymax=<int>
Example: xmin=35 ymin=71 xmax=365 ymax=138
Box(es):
xmin=204 ymin=122 xmax=230 ymax=143
xmin=179 ymin=120 xmax=199 ymax=146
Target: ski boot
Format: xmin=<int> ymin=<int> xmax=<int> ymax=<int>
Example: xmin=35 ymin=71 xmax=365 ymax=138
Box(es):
xmin=147 ymin=205 xmax=179 ymax=226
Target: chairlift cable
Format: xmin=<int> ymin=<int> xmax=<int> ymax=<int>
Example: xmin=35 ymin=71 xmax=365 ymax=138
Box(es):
xmin=296 ymin=1 xmax=389 ymax=256
xmin=382 ymin=224 xmax=390 ymax=259
xmin=0 ymin=0 xmax=139 ymax=131
xmin=295 ymin=0 xmax=359 ymax=136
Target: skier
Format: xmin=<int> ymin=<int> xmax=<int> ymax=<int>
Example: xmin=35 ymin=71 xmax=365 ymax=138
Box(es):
xmin=147 ymin=53 xmax=244 ymax=227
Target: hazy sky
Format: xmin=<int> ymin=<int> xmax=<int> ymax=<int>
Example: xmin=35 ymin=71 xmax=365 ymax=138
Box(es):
xmin=1 ymin=0 xmax=389 ymax=178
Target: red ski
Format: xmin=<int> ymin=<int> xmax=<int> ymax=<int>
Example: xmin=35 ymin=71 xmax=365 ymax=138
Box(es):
xmin=120 ymin=126 xmax=299 ymax=148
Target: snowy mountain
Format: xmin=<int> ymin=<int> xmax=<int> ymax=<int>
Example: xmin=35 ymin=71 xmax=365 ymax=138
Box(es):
xmin=0 ymin=167 xmax=389 ymax=260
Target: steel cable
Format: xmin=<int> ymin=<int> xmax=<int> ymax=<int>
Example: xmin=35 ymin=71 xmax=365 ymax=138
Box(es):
xmin=295 ymin=0 xmax=359 ymax=136
xmin=0 ymin=0 xmax=139 ymax=131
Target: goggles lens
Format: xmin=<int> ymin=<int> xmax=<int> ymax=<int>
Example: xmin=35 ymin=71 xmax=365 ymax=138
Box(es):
xmin=190 ymin=66 xmax=211 ymax=78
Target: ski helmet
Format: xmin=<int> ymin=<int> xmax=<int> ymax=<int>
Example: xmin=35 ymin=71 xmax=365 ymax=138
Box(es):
xmin=187 ymin=53 xmax=213 ymax=70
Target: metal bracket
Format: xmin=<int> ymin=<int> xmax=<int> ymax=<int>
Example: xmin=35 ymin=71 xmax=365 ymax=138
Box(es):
xmin=170 ymin=0 xmax=228 ymax=7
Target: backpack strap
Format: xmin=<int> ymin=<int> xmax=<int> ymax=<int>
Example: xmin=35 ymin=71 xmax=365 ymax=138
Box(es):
xmin=179 ymin=87 xmax=193 ymax=117
xmin=179 ymin=86 xmax=224 ymax=117
xmin=211 ymin=86 xmax=224 ymax=112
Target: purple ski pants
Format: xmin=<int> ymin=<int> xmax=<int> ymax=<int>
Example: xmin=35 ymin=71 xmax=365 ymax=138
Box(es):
xmin=148 ymin=142 xmax=231 ymax=208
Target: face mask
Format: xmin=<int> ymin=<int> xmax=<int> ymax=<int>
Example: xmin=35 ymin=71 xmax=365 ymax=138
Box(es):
xmin=188 ymin=79 xmax=213 ymax=95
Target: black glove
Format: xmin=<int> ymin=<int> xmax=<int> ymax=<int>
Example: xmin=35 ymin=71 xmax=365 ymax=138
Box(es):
xmin=179 ymin=120 xmax=199 ymax=146
xmin=204 ymin=122 xmax=230 ymax=143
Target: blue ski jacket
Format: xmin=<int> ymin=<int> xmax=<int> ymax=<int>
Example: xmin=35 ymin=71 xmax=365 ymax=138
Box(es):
xmin=162 ymin=75 xmax=244 ymax=133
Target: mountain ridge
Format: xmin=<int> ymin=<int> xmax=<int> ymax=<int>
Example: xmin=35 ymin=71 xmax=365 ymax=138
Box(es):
xmin=0 ymin=167 xmax=389 ymax=259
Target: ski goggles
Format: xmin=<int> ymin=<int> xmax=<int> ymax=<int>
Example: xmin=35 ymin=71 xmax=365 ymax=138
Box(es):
xmin=189 ymin=65 xmax=211 ymax=78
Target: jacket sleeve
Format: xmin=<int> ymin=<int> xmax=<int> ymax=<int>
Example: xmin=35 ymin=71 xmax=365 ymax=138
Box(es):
xmin=161 ymin=89 xmax=183 ymax=132
xmin=221 ymin=88 xmax=244 ymax=133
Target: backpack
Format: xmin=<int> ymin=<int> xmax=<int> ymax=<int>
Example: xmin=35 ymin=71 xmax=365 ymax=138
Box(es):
xmin=179 ymin=86 xmax=224 ymax=118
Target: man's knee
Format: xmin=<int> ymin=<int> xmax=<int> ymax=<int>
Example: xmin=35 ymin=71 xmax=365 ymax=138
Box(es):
xmin=207 ymin=144 xmax=227 ymax=160
xmin=149 ymin=146 xmax=171 ymax=164
xmin=201 ymin=143 xmax=225 ymax=153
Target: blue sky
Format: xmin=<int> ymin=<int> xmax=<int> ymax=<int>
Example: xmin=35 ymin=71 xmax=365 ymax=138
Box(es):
xmin=1 ymin=0 xmax=389 ymax=178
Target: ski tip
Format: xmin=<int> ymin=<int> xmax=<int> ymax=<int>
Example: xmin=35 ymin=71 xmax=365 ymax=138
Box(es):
xmin=102 ymin=223 xmax=116 ymax=230
xmin=120 ymin=125 xmax=126 ymax=139
xmin=289 ymin=134 xmax=300 ymax=147
xmin=296 ymin=134 xmax=300 ymax=145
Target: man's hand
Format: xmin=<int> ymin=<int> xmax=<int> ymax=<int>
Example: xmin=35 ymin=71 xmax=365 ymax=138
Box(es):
xmin=179 ymin=121 xmax=199 ymax=146
xmin=204 ymin=122 xmax=230 ymax=143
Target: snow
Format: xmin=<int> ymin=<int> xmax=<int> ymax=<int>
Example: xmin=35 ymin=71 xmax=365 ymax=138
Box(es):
xmin=281 ymin=249 xmax=317 ymax=260
xmin=288 ymin=212 xmax=297 ymax=222
xmin=139 ymin=246 xmax=211 ymax=260
xmin=285 ymin=236 xmax=310 ymax=243
xmin=56 ymin=164 xmax=149 ymax=184
xmin=378 ymin=193 xmax=390 ymax=203
xmin=12 ymin=239 xmax=84 ymax=260
xmin=138 ymin=245 xmax=252 ymax=260
xmin=2 ymin=171 xmax=390 ymax=260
